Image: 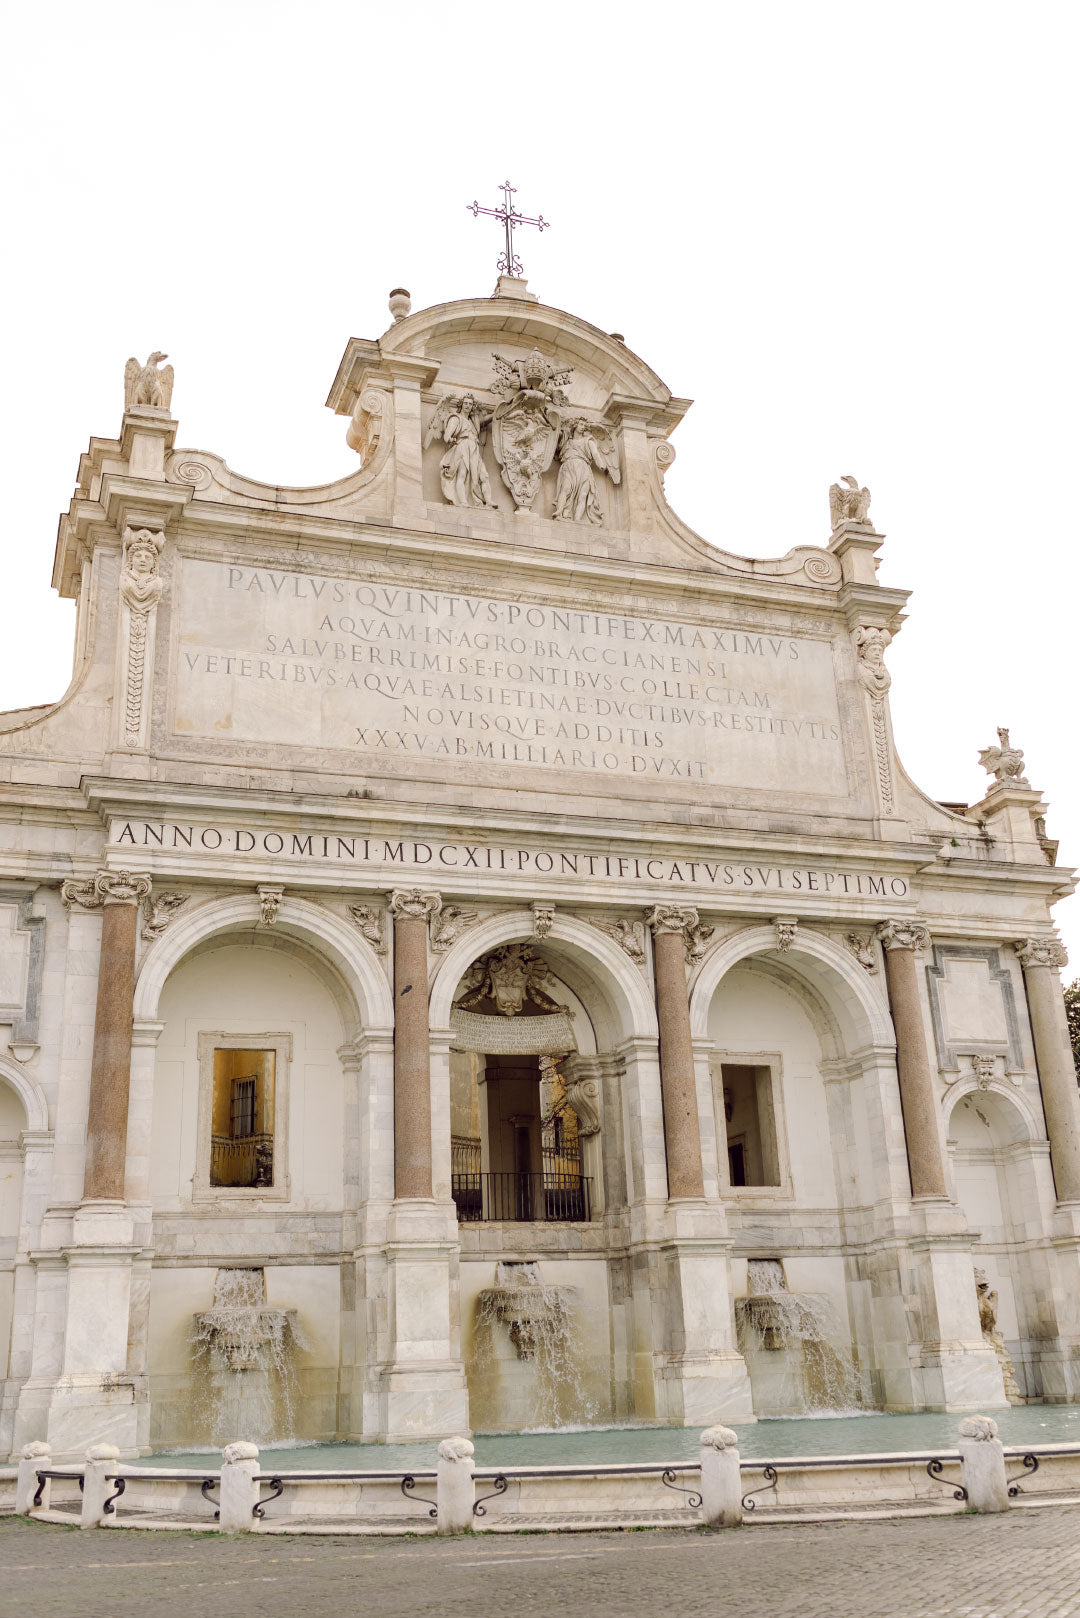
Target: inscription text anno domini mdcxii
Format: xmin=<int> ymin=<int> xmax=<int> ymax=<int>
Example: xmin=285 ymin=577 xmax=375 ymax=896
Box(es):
xmin=111 ymin=819 xmax=911 ymax=898
xmin=174 ymin=560 xmax=848 ymax=794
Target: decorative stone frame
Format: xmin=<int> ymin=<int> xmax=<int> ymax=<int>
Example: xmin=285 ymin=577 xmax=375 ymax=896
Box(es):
xmin=924 ymin=944 xmax=1026 ymax=1082
xmin=193 ymin=1030 xmax=292 ymax=1203
xmin=709 ymin=1050 xmax=793 ymax=1200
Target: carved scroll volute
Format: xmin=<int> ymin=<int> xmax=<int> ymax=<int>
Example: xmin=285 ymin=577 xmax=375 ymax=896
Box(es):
xmin=347 ymin=386 xmax=395 ymax=475
xmin=117 ymin=526 xmax=166 ymax=752
xmin=851 ymin=622 xmax=898 ymax=821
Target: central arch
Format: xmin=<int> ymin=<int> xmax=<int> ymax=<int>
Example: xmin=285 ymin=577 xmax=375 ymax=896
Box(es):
xmin=429 ymin=909 xmax=657 ymax=1046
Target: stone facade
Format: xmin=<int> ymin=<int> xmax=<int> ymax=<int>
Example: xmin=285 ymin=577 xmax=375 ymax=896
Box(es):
xmin=0 ymin=276 xmax=1078 ymax=1459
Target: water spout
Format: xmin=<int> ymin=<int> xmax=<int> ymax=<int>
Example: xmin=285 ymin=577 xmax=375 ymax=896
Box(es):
xmin=472 ymin=1261 xmax=594 ymax=1429
xmin=192 ymin=1269 xmax=301 ymax=1445
xmin=736 ymin=1259 xmax=865 ymax=1416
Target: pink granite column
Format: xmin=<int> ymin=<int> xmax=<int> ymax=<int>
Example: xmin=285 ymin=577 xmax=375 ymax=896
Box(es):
xmin=877 ymin=919 xmax=948 ymax=1199
xmin=1015 ymin=938 xmax=1080 ymax=1203
xmin=389 ymin=890 xmax=441 ymax=1200
xmin=62 ymin=870 xmax=151 ymax=1202
xmin=647 ymin=905 xmax=705 ymax=1200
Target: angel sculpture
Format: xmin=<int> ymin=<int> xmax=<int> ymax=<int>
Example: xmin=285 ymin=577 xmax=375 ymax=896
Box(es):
xmin=124 ymin=352 xmax=174 ymax=411
xmin=553 ymin=417 xmax=621 ymax=525
xmin=424 ymin=393 xmax=496 ymax=508
xmin=490 ymin=348 xmax=574 ymax=510
xmin=828 ymin=474 xmax=872 ymax=530
xmin=978 ymin=727 xmax=1030 ymax=788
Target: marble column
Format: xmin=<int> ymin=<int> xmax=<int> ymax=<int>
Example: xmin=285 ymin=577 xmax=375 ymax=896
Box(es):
xmin=389 ymin=889 xmax=441 ymax=1200
xmin=61 ymin=871 xmax=151 ymax=1203
xmin=646 ymin=905 xmax=705 ymax=1199
xmin=1015 ymin=938 xmax=1080 ymax=1203
xmin=877 ymin=920 xmax=947 ymax=1199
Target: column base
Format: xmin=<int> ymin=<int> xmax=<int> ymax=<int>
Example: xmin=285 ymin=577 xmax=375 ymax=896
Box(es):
xmin=1028 ymin=1201 xmax=1080 ymax=1400
xmin=900 ymin=1198 xmax=1008 ymax=1410
xmin=359 ymin=1195 xmax=469 ymax=1442
xmin=634 ymin=1201 xmax=756 ymax=1426
xmin=655 ymin=1353 xmax=756 ymax=1427
xmin=12 ymin=1374 xmax=149 ymax=1461
xmin=363 ymin=1365 xmax=471 ymax=1444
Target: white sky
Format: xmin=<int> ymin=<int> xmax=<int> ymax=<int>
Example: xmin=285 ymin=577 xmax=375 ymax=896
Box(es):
xmin=2 ymin=1 xmax=1077 ymax=962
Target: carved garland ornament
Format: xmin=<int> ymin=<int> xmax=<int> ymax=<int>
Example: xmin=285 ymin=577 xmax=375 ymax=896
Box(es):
xmin=119 ymin=527 xmax=165 ymax=750
xmin=852 ymin=624 xmax=895 ymax=816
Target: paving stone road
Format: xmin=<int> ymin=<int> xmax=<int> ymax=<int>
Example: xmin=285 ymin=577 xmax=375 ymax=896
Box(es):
xmin=3 ymin=1508 xmax=1080 ymax=1618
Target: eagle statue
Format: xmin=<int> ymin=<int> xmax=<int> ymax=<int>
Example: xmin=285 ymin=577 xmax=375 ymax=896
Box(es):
xmin=828 ymin=474 xmax=872 ymax=530
xmin=124 ymin=352 xmax=174 ymax=411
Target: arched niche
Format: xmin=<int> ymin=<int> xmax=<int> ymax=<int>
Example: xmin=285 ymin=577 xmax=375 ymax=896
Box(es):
xmin=945 ymin=1084 xmax=1048 ymax=1396
xmin=0 ymin=1058 xmax=48 ymax=1134
xmin=690 ymin=927 xmax=900 ymax=1214
xmin=689 ymin=925 xmax=893 ymax=1054
xmin=134 ymin=893 xmax=393 ymax=1037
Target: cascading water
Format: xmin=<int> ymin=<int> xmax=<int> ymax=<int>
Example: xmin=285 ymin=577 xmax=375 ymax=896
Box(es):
xmin=191 ymin=1268 xmax=301 ymax=1445
xmin=471 ymin=1261 xmax=595 ymax=1430
xmin=736 ymin=1259 xmax=865 ymax=1416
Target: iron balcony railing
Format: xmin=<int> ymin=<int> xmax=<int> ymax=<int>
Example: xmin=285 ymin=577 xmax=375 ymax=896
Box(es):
xmin=210 ymin=1132 xmax=273 ymax=1187
xmin=451 ymin=1170 xmax=591 ymax=1223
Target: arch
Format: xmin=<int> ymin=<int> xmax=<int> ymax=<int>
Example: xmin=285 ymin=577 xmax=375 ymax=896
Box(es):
xmin=133 ymin=893 xmax=394 ymax=1033
xmin=689 ymin=925 xmax=894 ymax=1052
xmin=429 ymin=909 xmax=657 ymax=1047
xmin=944 ymin=1082 xmax=1044 ymax=1148
xmin=0 ymin=1056 xmax=49 ymax=1132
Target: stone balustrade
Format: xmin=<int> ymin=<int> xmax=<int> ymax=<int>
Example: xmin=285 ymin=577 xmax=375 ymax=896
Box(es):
xmin=13 ymin=1422 xmax=1074 ymax=1532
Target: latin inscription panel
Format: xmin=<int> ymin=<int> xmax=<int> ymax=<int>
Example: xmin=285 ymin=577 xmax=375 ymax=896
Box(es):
xmin=174 ymin=560 xmax=850 ymax=795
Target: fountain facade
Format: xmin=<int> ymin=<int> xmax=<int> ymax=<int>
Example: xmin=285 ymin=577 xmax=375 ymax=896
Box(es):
xmin=7 ymin=277 xmax=1080 ymax=1462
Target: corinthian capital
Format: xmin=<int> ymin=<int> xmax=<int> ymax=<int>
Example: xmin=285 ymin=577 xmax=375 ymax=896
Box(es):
xmin=389 ymin=888 xmax=442 ymax=921
xmin=1014 ymin=936 xmax=1068 ymax=970
xmin=645 ymin=903 xmax=714 ymax=963
xmin=62 ymin=869 xmax=152 ymax=909
xmin=646 ymin=903 xmax=699 ymax=936
xmin=876 ymin=918 xmax=931 ymax=953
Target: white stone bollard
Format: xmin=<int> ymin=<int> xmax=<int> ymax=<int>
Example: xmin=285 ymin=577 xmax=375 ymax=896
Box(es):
xmin=436 ymin=1436 xmax=475 ymax=1534
xmin=958 ymin=1415 xmax=1009 ymax=1512
xmin=219 ymin=1441 xmax=262 ymax=1532
xmin=699 ymin=1425 xmax=743 ymax=1528
xmin=81 ymin=1443 xmax=122 ymax=1528
xmin=16 ymin=1441 xmax=52 ymax=1516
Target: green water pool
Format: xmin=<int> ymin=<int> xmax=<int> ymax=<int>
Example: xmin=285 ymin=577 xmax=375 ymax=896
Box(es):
xmin=146 ymin=1404 xmax=1080 ymax=1472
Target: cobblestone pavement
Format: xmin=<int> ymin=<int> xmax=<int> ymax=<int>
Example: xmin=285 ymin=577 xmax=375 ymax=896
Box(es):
xmin=3 ymin=1508 xmax=1080 ymax=1618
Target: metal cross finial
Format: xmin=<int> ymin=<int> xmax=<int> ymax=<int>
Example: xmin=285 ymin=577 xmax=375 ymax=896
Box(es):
xmin=466 ymin=180 xmax=549 ymax=278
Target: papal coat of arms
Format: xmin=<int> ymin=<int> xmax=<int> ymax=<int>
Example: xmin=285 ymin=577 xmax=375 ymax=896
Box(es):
xmin=490 ymin=347 xmax=574 ymax=510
